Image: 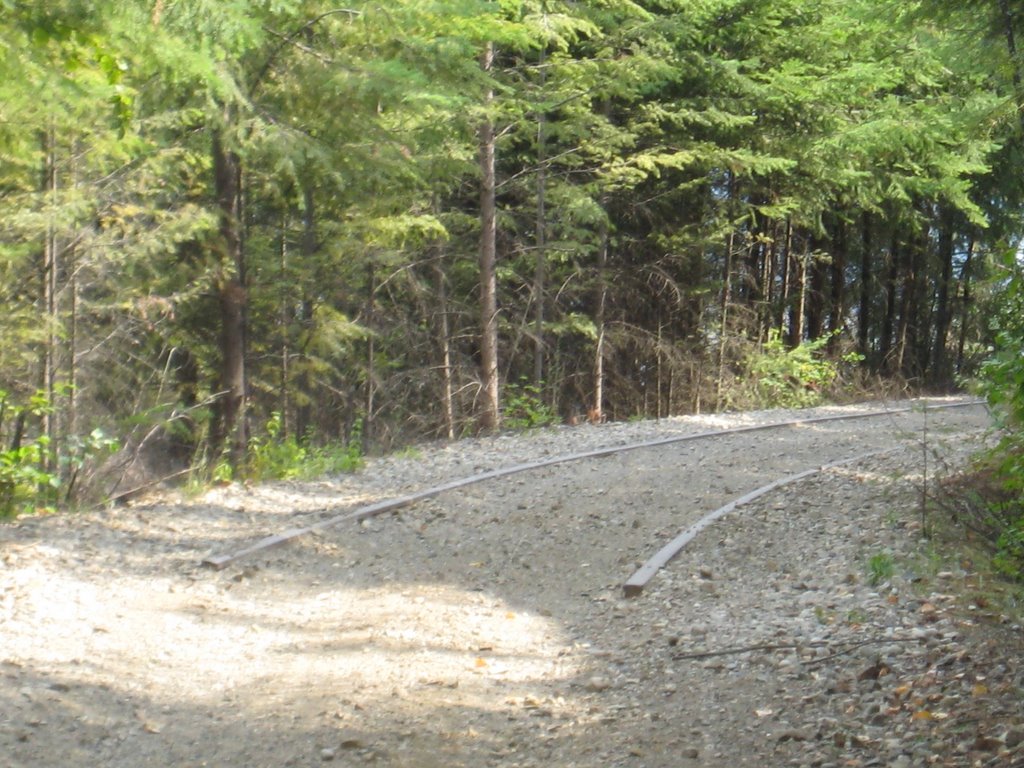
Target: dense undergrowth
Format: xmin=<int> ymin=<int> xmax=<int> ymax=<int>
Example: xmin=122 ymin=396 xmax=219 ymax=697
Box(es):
xmin=953 ymin=271 xmax=1024 ymax=582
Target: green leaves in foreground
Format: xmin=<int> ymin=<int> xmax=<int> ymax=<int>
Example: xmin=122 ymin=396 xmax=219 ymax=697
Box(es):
xmin=976 ymin=269 xmax=1024 ymax=578
xmin=0 ymin=389 xmax=119 ymax=518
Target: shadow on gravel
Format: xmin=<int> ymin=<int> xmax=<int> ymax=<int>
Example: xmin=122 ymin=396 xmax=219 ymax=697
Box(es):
xmin=1 ymin=402 xmax=1003 ymax=768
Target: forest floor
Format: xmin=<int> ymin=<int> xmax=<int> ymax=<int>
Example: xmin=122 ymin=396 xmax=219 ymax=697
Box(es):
xmin=2 ymin=397 xmax=1022 ymax=768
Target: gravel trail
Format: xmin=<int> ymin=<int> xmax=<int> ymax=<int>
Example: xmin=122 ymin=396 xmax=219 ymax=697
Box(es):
xmin=2 ymin=397 xmax=1021 ymax=768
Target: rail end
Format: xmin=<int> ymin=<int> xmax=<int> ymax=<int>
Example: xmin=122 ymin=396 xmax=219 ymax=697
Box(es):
xmin=202 ymin=554 xmax=232 ymax=569
xmin=623 ymin=582 xmax=644 ymax=598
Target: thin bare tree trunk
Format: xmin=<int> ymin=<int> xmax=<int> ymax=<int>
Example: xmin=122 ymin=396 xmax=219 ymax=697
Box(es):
xmin=533 ymin=44 xmax=547 ymax=388
xmin=788 ymin=242 xmax=808 ymax=348
xmin=279 ymin=212 xmax=290 ymax=438
xmin=66 ymin=144 xmax=79 ymax=443
xmin=778 ymin=219 xmax=792 ymax=335
xmin=593 ymin=224 xmax=608 ymax=422
xmin=212 ymin=125 xmax=248 ymax=469
xmin=858 ymin=212 xmax=872 ymax=358
xmin=365 ymin=262 xmax=377 ymax=449
xmin=715 ymin=229 xmax=735 ymax=410
xmin=434 ymin=256 xmax=455 ymax=440
xmin=956 ymin=235 xmax=975 ymax=375
xmin=656 ymin=319 xmax=663 ymax=419
xmin=296 ymin=183 xmax=316 ymax=439
xmin=828 ymin=217 xmax=847 ymax=351
xmin=881 ymin=234 xmax=899 ymax=367
xmin=41 ymin=126 xmax=58 ymax=473
xmin=478 ymin=42 xmax=500 ymax=431
xmin=931 ymin=207 xmax=955 ymax=385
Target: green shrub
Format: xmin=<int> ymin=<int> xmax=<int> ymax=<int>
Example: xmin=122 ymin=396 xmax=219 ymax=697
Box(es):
xmin=0 ymin=389 xmax=118 ymax=518
xmin=975 ymin=268 xmax=1024 ymax=578
xmin=245 ymin=412 xmax=363 ymax=482
xmin=867 ymin=551 xmax=895 ymax=586
xmin=746 ymin=331 xmax=860 ymax=408
xmin=503 ymin=379 xmax=558 ymax=430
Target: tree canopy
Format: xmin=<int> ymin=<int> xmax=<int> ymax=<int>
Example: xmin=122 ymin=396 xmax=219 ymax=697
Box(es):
xmin=1 ymin=0 xmax=1022 ymax=508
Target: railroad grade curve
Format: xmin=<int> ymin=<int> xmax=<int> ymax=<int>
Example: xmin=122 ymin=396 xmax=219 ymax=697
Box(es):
xmin=3 ymin=396 xmax=1006 ymax=768
xmin=203 ymin=398 xmax=988 ymax=571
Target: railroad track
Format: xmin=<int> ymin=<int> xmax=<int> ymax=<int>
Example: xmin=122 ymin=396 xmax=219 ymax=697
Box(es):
xmin=203 ymin=399 xmax=989 ymax=593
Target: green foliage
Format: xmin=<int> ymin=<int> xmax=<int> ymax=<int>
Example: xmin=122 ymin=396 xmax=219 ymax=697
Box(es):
xmin=245 ymin=412 xmax=364 ymax=482
xmin=503 ymin=379 xmax=558 ymax=430
xmin=993 ymin=517 xmax=1024 ymax=580
xmin=746 ymin=332 xmax=857 ymax=408
xmin=0 ymin=0 xmax=1020 ymax=491
xmin=0 ymin=389 xmax=118 ymax=518
xmin=975 ymin=269 xmax=1024 ymax=578
xmin=867 ymin=551 xmax=895 ymax=586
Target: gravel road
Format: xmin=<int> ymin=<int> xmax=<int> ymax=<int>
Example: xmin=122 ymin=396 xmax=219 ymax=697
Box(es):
xmin=2 ymin=397 xmax=1021 ymax=767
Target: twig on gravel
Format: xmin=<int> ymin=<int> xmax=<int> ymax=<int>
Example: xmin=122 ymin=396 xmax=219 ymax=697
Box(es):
xmin=672 ymin=641 xmax=822 ymax=660
xmin=672 ymin=636 xmax=923 ymax=663
xmin=802 ymin=636 xmax=924 ymax=667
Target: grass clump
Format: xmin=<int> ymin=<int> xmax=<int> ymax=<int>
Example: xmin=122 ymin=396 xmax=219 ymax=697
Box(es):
xmin=867 ymin=551 xmax=895 ymax=586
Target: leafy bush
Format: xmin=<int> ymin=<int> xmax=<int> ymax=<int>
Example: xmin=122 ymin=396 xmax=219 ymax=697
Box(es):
xmin=867 ymin=551 xmax=895 ymax=586
xmin=975 ymin=269 xmax=1024 ymax=577
xmin=503 ymin=379 xmax=558 ymax=430
xmin=746 ymin=331 xmax=860 ymax=408
xmin=245 ymin=412 xmax=364 ymax=482
xmin=0 ymin=389 xmax=118 ymax=518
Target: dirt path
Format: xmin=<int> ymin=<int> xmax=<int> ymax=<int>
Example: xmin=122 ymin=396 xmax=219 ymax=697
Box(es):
xmin=2 ymin=399 xmax=1021 ymax=767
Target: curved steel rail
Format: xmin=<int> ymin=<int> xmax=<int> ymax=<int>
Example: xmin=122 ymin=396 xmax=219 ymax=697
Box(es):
xmin=622 ymin=447 xmax=898 ymax=597
xmin=202 ymin=398 xmax=985 ymax=569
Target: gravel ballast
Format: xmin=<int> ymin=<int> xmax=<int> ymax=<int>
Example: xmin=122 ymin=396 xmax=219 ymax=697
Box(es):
xmin=2 ymin=397 xmax=1021 ymax=767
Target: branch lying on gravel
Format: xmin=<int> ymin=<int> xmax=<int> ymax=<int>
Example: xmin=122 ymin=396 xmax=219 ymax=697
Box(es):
xmin=802 ymin=636 xmax=924 ymax=668
xmin=672 ymin=636 xmax=923 ymax=663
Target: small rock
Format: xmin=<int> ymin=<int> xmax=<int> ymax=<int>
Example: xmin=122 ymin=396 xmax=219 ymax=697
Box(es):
xmin=585 ymin=676 xmax=612 ymax=692
xmin=973 ymin=735 xmax=1004 ymax=752
xmin=320 ymin=748 xmax=336 ymax=761
xmin=776 ymin=730 xmax=808 ymax=742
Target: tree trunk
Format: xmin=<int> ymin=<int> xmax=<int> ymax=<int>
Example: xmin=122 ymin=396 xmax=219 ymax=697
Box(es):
xmin=858 ymin=212 xmax=872 ymax=358
xmin=997 ymin=0 xmax=1024 ymax=133
xmin=931 ymin=208 xmax=955 ymax=385
xmin=278 ymin=212 xmax=290 ymax=438
xmin=788 ymin=237 xmax=808 ymax=348
xmin=478 ymin=42 xmax=501 ymax=431
xmin=593 ymin=226 xmax=608 ymax=423
xmin=907 ymin=226 xmax=929 ymax=376
xmin=295 ymin=182 xmax=317 ymax=440
xmin=776 ymin=218 xmax=793 ymax=335
xmin=533 ymin=45 xmax=547 ymax=388
xmin=41 ymin=126 xmax=58 ymax=474
xmin=365 ymin=263 xmax=377 ymax=449
xmin=762 ymin=219 xmax=777 ymax=340
xmin=434 ymin=255 xmax=455 ymax=441
xmin=956 ymin=235 xmax=975 ymax=375
xmin=212 ymin=126 xmax=248 ymax=469
xmin=828 ymin=217 xmax=847 ymax=350
xmin=715 ymin=229 xmax=735 ymax=409
xmin=881 ymin=233 xmax=899 ymax=368
xmin=806 ymin=243 xmax=826 ymax=341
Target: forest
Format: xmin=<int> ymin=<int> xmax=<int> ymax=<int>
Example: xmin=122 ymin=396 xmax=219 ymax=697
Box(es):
xmin=2 ymin=0 xmax=1024 ymax=517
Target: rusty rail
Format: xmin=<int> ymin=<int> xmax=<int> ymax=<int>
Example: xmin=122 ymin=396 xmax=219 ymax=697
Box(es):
xmin=622 ymin=448 xmax=897 ymax=597
xmin=202 ymin=398 xmax=985 ymax=569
